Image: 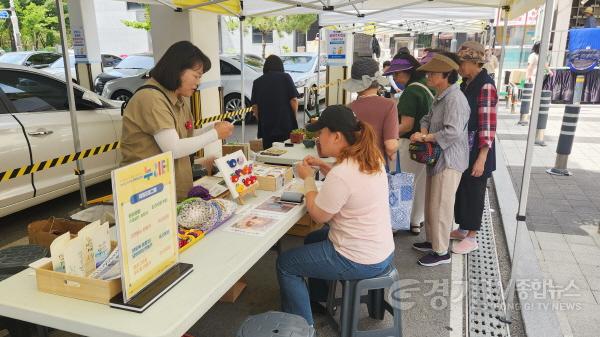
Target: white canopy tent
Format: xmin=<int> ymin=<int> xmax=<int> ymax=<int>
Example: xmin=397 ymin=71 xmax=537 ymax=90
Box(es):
xmin=58 ymin=0 xmax=558 ymax=332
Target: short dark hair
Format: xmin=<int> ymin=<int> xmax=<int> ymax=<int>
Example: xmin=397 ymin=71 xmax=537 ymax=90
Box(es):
xmin=383 ymin=60 xmax=391 ymax=67
xmin=263 ymin=55 xmax=284 ymax=74
xmin=532 ymin=42 xmax=540 ymax=55
xmin=150 ymin=41 xmax=211 ymax=91
xmin=440 ymin=52 xmax=461 ymax=84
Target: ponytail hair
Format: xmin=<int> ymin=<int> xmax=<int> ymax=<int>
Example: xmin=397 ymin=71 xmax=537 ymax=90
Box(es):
xmin=337 ymin=121 xmax=384 ymax=174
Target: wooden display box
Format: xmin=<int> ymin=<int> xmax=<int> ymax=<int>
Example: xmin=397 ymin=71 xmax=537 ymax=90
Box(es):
xmin=287 ymin=214 xmax=324 ymax=237
xmin=254 ymin=164 xmax=293 ymax=192
xmin=28 ymin=217 xmax=88 ymax=249
xmin=222 ymin=143 xmax=250 ymax=158
xmin=34 ymin=242 xmax=121 ymax=304
xmin=35 ymin=261 xmax=121 ymax=304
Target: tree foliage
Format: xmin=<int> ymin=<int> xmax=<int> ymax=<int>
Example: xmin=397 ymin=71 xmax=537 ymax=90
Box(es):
xmin=0 ymin=0 xmax=67 ymax=51
xmin=226 ymin=14 xmax=317 ymax=58
xmin=122 ymin=4 xmax=151 ymax=31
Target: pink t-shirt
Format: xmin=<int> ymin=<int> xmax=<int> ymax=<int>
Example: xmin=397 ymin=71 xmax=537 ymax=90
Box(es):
xmin=350 ymin=96 xmax=399 ymax=157
xmin=315 ymin=159 xmax=395 ymax=265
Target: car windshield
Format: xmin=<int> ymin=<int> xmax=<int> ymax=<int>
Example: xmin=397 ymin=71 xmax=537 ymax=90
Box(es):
xmin=49 ymin=55 xmax=75 ymax=69
xmin=114 ymin=55 xmax=154 ymax=69
xmin=231 ymin=55 xmax=264 ymax=72
xmin=0 ymin=53 xmax=28 ymax=65
xmin=281 ymin=56 xmax=316 ymax=73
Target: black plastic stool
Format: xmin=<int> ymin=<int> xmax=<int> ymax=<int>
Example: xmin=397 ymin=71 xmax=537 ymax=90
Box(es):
xmin=327 ymin=265 xmax=402 ymax=337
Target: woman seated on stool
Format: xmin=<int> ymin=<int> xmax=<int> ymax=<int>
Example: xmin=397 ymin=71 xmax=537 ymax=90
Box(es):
xmin=276 ymin=105 xmax=395 ymax=327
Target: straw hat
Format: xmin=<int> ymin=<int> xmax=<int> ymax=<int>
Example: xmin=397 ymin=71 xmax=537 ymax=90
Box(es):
xmin=584 ymin=7 xmax=594 ymax=15
xmin=417 ymin=54 xmax=459 ymax=73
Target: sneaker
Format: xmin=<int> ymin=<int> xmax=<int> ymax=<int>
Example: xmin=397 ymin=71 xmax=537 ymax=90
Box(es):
xmin=412 ymin=242 xmax=433 ymax=253
xmin=450 ymin=229 xmax=468 ymax=240
xmin=418 ymin=252 xmax=451 ymax=267
xmin=452 ymin=237 xmax=479 ymax=254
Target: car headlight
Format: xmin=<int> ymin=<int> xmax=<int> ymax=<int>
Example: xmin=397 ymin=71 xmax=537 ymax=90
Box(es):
xmin=295 ymin=79 xmax=307 ymax=87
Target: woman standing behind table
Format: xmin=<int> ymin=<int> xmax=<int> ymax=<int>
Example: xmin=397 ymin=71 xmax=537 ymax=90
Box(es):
xmin=451 ymin=41 xmax=498 ymax=254
xmin=276 ymin=105 xmax=394 ymax=329
xmin=120 ymin=41 xmax=234 ymax=201
xmin=410 ymin=53 xmax=470 ymax=267
xmin=383 ymin=53 xmax=435 ymax=235
xmin=251 ymin=55 xmax=300 ymax=149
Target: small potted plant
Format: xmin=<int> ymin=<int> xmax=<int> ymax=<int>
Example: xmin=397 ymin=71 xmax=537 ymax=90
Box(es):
xmin=303 ymin=130 xmax=317 ymax=148
xmin=290 ymin=128 xmax=305 ymax=144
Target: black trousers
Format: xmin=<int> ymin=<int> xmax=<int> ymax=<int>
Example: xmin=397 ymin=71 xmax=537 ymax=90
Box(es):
xmin=454 ymin=172 xmax=488 ymax=231
xmin=262 ymin=134 xmax=289 ymax=150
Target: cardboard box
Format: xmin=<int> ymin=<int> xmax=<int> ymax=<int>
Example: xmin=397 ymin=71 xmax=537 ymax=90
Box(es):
xmin=253 ymin=163 xmax=293 ymax=192
xmin=287 ymin=214 xmax=324 ymax=237
xmin=249 ymin=139 xmax=263 ymax=152
xmin=222 ymin=143 xmax=250 ymax=158
xmin=28 ymin=217 xmax=88 ymax=249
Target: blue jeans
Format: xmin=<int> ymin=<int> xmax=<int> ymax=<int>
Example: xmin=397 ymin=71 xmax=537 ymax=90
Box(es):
xmin=276 ymin=227 xmax=394 ymax=325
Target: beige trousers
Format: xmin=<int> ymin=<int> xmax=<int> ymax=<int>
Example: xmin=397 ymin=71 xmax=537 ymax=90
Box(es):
xmin=424 ymin=168 xmax=462 ymax=254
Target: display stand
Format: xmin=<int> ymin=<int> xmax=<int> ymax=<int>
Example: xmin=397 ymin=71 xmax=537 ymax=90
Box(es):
xmin=235 ymin=183 xmax=259 ymax=205
xmin=109 ymin=263 xmax=193 ymax=313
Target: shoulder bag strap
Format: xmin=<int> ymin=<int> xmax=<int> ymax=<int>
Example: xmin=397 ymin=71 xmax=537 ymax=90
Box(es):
xmin=408 ymin=82 xmax=435 ymax=100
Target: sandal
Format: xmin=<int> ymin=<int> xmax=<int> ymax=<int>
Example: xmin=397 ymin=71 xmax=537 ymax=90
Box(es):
xmin=410 ymin=222 xmax=424 ymax=235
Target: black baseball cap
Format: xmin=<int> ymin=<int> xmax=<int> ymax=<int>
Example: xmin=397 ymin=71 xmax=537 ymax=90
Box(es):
xmin=306 ymin=105 xmax=360 ymax=134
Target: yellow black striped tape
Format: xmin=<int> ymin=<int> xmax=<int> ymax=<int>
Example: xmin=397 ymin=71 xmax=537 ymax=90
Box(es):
xmin=0 ymin=141 xmax=120 ymax=183
xmin=309 ymin=79 xmax=349 ymax=92
xmin=0 ymin=106 xmax=253 ymax=183
xmin=195 ymin=107 xmax=253 ymax=127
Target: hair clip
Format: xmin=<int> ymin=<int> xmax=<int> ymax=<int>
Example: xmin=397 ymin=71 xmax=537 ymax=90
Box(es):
xmin=227 ymin=159 xmax=237 ymax=168
xmin=237 ymin=157 xmax=245 ymax=165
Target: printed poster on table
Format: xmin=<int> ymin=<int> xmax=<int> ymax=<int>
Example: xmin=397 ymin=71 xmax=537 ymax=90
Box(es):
xmin=112 ymin=152 xmax=178 ymax=302
xmin=327 ymin=30 xmax=346 ymax=66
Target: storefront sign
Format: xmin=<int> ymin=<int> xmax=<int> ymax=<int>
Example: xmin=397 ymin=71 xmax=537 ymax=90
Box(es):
xmin=327 ymin=30 xmax=346 ymax=66
xmin=112 ymin=152 xmax=178 ymax=302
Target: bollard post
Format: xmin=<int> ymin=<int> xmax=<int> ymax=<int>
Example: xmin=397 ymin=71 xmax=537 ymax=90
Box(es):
xmin=518 ymin=83 xmax=533 ymax=125
xmin=303 ymin=86 xmax=310 ymax=125
xmin=547 ymin=105 xmax=580 ymax=176
xmin=535 ymin=90 xmax=552 ymax=146
xmin=573 ymin=75 xmax=585 ymax=105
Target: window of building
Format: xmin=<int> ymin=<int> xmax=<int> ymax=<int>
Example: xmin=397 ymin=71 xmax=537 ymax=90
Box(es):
xmin=252 ymin=28 xmax=273 ymax=44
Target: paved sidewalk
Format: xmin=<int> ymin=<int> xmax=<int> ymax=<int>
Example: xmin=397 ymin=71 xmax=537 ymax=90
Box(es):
xmin=496 ymin=104 xmax=600 ymax=337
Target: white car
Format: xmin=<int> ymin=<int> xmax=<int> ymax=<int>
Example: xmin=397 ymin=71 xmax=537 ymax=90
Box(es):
xmin=44 ymin=54 xmax=123 ymax=81
xmin=0 ymin=63 xmax=122 ymax=218
xmin=101 ymin=54 xmax=263 ymax=123
xmin=280 ymin=53 xmax=327 ymax=109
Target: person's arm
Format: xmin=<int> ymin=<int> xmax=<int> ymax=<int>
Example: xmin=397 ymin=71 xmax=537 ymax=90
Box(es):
xmin=398 ymin=116 xmax=415 ymax=136
xmin=388 ymin=75 xmax=401 ymax=92
xmin=252 ymin=104 xmax=259 ymax=119
xmin=526 ymin=54 xmax=536 ymax=82
xmin=383 ymin=101 xmax=400 ymax=158
xmin=290 ymin=97 xmax=299 ymax=114
xmin=303 ymin=176 xmax=334 ymax=224
xmin=303 ymin=155 xmax=332 ymax=176
xmin=154 ymin=128 xmax=218 ymax=159
xmin=472 ymin=83 xmax=497 ymax=177
xmin=193 ymin=123 xmax=215 ymax=136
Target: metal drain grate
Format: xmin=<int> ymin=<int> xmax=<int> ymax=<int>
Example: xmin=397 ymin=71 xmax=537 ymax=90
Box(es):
xmin=467 ymin=191 xmax=511 ymax=337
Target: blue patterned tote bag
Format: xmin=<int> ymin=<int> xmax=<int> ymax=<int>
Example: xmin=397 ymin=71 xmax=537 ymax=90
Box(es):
xmin=386 ymin=151 xmax=415 ymax=231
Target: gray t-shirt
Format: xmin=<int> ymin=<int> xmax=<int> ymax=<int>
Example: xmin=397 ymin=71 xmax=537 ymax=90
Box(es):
xmin=420 ymin=84 xmax=470 ymax=176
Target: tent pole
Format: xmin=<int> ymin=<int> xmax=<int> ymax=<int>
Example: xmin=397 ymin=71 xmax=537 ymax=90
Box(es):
xmin=316 ymin=24 xmax=322 ymax=116
xmin=240 ymin=8 xmax=246 ymax=143
xmin=501 ymin=0 xmax=556 ymax=323
xmin=496 ymin=6 xmax=509 ymax=93
xmin=55 ymin=0 xmax=87 ymax=208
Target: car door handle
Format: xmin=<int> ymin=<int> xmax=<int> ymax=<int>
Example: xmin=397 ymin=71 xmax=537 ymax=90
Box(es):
xmin=28 ymin=129 xmax=54 ymax=136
